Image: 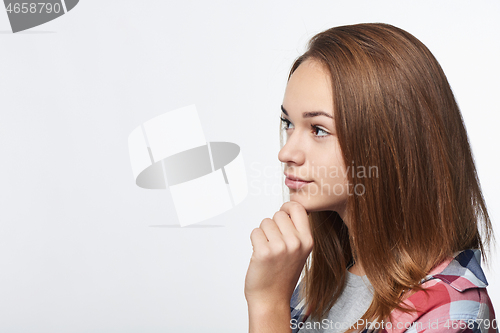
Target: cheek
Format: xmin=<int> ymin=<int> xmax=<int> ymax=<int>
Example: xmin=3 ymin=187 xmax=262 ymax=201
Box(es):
xmin=317 ymin=142 xmax=346 ymax=173
xmin=288 ymin=144 xmax=349 ymax=211
xmin=310 ymin=156 xmax=350 ymax=199
xmin=313 ymin=155 xmax=347 ymax=183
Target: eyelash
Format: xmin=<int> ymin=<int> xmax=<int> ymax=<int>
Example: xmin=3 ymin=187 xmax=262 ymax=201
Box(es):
xmin=280 ymin=117 xmax=330 ymax=138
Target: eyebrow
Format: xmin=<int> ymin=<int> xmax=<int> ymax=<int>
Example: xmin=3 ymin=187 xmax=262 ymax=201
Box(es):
xmin=281 ymin=105 xmax=333 ymax=119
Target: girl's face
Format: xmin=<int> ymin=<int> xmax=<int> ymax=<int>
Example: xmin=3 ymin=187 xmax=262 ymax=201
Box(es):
xmin=279 ymin=59 xmax=349 ymax=215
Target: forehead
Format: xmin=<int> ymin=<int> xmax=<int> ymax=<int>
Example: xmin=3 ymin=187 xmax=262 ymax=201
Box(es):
xmin=283 ymin=59 xmax=334 ymax=114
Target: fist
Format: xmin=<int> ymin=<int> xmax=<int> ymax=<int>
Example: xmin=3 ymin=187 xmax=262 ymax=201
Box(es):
xmin=244 ymin=201 xmax=313 ymax=307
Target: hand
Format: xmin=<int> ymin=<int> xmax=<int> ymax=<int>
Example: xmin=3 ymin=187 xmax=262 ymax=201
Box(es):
xmin=244 ymin=201 xmax=313 ymax=307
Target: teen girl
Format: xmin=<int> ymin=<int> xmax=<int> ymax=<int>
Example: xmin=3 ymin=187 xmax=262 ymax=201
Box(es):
xmin=245 ymin=23 xmax=496 ymax=333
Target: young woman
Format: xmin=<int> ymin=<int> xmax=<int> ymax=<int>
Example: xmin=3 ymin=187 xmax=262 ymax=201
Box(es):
xmin=244 ymin=23 xmax=496 ymax=333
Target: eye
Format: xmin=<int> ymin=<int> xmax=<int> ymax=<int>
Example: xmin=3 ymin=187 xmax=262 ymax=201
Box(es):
xmin=311 ymin=125 xmax=330 ymax=138
xmin=280 ymin=117 xmax=294 ymax=131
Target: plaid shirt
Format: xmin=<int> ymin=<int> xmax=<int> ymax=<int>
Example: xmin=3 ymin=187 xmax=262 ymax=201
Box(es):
xmin=290 ymin=249 xmax=497 ymax=333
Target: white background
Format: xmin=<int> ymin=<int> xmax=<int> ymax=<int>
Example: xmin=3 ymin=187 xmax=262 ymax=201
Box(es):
xmin=0 ymin=1 xmax=499 ymax=332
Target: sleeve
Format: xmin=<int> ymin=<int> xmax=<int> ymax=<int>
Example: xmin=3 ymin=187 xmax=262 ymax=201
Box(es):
xmin=381 ymin=283 xmax=498 ymax=333
xmin=290 ymin=280 xmax=309 ymax=333
xmin=400 ymin=289 xmax=498 ymax=333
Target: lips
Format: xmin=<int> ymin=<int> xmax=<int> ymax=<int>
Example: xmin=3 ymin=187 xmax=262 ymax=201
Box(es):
xmin=284 ymin=172 xmax=313 ymax=190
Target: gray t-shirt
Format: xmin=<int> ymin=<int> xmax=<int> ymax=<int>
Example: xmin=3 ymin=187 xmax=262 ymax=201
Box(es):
xmin=298 ymin=270 xmax=374 ymax=333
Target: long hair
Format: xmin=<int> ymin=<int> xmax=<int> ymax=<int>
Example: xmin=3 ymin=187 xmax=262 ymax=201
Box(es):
xmin=282 ymin=23 xmax=495 ymax=328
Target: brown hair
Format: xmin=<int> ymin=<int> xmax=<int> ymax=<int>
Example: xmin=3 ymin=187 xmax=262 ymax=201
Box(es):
xmin=283 ymin=23 xmax=494 ymax=329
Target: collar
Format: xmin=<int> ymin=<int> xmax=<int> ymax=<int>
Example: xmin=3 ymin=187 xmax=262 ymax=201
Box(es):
xmin=420 ymin=249 xmax=488 ymax=292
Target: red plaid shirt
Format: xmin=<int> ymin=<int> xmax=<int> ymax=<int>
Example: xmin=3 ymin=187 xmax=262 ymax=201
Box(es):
xmin=290 ymin=249 xmax=497 ymax=333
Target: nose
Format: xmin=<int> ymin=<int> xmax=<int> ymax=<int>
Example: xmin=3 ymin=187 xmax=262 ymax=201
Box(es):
xmin=278 ymin=132 xmax=306 ymax=166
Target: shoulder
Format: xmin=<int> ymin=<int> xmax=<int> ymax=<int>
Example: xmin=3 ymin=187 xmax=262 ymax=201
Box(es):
xmin=381 ymin=249 xmax=497 ymax=333
xmin=398 ymin=277 xmax=496 ymax=333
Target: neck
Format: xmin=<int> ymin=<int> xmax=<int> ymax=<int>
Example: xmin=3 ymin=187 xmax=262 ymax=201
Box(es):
xmin=338 ymin=210 xmax=366 ymax=276
xmin=348 ymin=261 xmax=366 ymax=276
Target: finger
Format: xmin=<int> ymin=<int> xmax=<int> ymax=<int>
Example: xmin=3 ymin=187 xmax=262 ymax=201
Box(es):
xmin=250 ymin=227 xmax=269 ymax=250
xmin=272 ymin=210 xmax=299 ymax=239
xmin=259 ymin=218 xmax=285 ymax=245
xmin=272 ymin=210 xmax=305 ymax=253
xmin=280 ymin=201 xmax=312 ymax=237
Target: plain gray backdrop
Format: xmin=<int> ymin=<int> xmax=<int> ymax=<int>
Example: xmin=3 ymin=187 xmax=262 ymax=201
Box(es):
xmin=0 ymin=1 xmax=499 ymax=332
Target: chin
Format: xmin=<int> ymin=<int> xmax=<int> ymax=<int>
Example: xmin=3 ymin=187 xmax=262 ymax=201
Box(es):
xmin=288 ymin=193 xmax=329 ymax=213
xmin=289 ymin=190 xmax=347 ymax=215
